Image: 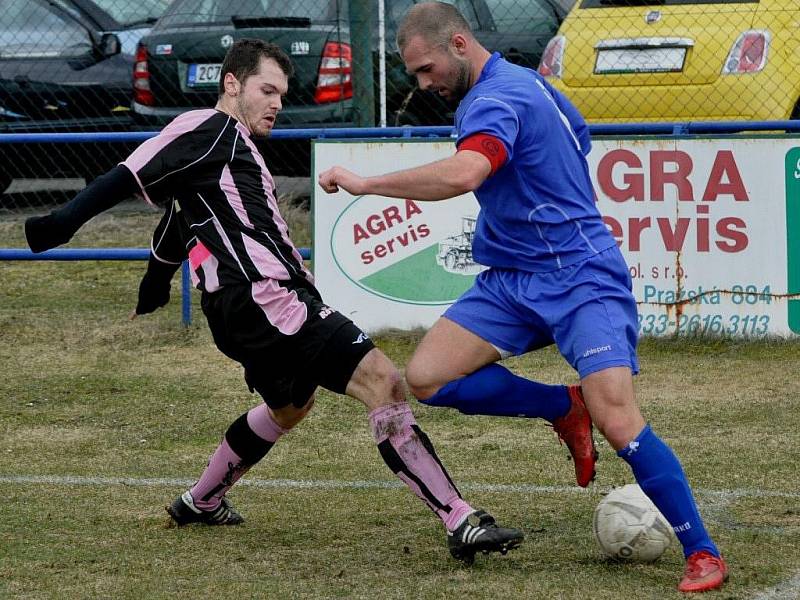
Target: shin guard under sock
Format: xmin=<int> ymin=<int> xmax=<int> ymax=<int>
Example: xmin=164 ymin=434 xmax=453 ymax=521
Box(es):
xmin=618 ymin=424 xmax=719 ymax=557
xmin=420 ymin=363 xmax=571 ymax=423
xmin=369 ymin=403 xmax=473 ymax=531
xmin=190 ymin=404 xmax=288 ymax=510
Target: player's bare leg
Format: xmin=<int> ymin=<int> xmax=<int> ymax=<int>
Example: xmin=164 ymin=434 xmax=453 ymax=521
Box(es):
xmin=582 ymin=367 xmax=728 ymax=593
xmin=407 ymin=317 xmax=597 ymax=487
xmin=347 ymin=347 xmax=524 ymax=564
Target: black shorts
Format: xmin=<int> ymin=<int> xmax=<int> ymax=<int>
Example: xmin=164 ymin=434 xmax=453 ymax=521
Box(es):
xmin=201 ymin=280 xmax=375 ymax=409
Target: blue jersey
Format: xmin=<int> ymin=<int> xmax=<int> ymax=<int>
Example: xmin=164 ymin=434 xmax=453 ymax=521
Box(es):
xmin=455 ymin=53 xmax=616 ymax=272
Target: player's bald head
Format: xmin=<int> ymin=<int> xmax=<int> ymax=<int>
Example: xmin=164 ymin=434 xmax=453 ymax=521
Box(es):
xmin=396 ymin=2 xmax=473 ymax=52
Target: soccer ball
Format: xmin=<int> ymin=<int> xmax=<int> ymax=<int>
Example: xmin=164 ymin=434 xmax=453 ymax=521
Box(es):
xmin=593 ymin=484 xmax=675 ymax=562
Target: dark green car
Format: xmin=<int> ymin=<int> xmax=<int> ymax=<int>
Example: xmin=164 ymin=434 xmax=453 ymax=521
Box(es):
xmin=133 ymin=0 xmax=570 ymax=175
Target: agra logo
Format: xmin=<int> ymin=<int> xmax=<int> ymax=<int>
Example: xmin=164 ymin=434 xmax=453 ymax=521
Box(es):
xmin=329 ymin=194 xmax=483 ymax=305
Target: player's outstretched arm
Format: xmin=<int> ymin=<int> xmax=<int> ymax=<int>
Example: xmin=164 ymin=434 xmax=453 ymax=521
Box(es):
xmin=318 ymin=150 xmax=491 ymax=201
xmin=24 ymin=165 xmax=139 ymax=253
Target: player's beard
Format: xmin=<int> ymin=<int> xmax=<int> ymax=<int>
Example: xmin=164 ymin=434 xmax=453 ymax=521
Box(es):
xmin=236 ymin=94 xmax=271 ymax=137
xmin=446 ymin=56 xmax=471 ymax=105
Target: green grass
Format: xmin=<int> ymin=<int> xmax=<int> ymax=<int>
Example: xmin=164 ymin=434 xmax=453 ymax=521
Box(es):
xmin=1 ymin=208 xmax=799 ymax=599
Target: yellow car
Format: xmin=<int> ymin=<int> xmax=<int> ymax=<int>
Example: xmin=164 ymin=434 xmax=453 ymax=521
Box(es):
xmin=538 ymin=0 xmax=800 ymax=122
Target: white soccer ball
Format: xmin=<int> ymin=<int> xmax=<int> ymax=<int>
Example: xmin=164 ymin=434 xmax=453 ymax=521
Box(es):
xmin=593 ymin=484 xmax=675 ymax=562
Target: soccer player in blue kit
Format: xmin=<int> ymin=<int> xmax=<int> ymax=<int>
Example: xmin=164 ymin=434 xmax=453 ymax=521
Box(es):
xmin=319 ymin=2 xmax=727 ymax=593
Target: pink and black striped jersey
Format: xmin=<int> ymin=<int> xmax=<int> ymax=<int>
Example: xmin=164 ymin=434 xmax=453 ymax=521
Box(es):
xmin=122 ymin=109 xmax=312 ymax=293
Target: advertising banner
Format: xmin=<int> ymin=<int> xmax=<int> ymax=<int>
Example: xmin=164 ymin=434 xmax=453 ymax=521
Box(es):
xmin=313 ymin=138 xmax=800 ymax=336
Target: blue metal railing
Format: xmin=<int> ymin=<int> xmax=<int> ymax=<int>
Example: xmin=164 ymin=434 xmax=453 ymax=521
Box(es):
xmin=3 ymin=122 xmax=799 ymax=326
xmin=1 ymin=120 xmax=799 ymax=146
xmin=0 ymin=247 xmax=312 ymax=326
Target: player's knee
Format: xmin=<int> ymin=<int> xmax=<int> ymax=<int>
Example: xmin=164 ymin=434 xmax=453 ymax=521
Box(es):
xmin=347 ymin=348 xmax=406 ymax=408
xmin=405 ymin=359 xmax=441 ymax=401
xmin=272 ymin=394 xmax=315 ymax=429
xmin=590 ymin=402 xmax=645 ymax=451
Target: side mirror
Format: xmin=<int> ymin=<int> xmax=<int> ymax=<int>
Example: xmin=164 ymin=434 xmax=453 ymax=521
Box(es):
xmin=100 ymin=33 xmax=121 ymax=58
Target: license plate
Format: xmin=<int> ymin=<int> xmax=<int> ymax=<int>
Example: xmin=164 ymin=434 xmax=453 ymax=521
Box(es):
xmin=187 ymin=63 xmax=222 ymax=86
xmin=594 ymin=47 xmax=687 ymax=74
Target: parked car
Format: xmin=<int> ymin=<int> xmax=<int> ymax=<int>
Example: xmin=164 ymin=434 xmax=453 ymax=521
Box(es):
xmin=538 ymin=0 xmax=800 ymax=123
xmin=132 ymin=0 xmax=570 ymax=175
xmin=0 ymin=0 xmax=169 ymax=195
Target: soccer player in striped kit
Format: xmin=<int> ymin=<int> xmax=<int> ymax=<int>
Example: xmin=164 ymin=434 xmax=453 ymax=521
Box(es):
xmin=24 ymin=38 xmax=523 ymax=565
xmin=319 ymin=2 xmax=727 ymax=592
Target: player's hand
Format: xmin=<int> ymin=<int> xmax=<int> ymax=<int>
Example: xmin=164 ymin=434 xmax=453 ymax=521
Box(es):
xmin=318 ymin=166 xmax=367 ymax=196
xmin=133 ymin=271 xmax=171 ymax=317
xmin=132 ymin=257 xmax=177 ymax=318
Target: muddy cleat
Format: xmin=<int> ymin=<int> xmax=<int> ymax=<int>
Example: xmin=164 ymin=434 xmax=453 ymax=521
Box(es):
xmin=447 ymin=510 xmax=524 ymax=565
xmin=678 ymin=551 xmax=729 ymax=593
xmin=166 ymin=491 xmax=244 ymax=526
xmin=552 ymin=385 xmax=598 ymax=487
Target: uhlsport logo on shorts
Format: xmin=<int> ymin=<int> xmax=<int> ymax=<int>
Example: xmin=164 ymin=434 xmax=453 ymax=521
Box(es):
xmin=330 ymin=194 xmax=485 ymax=305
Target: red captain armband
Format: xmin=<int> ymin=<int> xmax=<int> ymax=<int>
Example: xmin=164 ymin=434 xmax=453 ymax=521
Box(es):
xmin=457 ymin=133 xmax=508 ymax=176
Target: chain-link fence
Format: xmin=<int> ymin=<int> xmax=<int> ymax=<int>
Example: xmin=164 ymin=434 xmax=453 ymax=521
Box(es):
xmin=2 ymin=0 xmax=797 ymax=209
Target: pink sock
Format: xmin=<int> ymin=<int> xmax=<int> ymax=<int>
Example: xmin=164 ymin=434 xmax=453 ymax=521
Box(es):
xmin=369 ymin=403 xmax=473 ymax=531
xmin=190 ymin=404 xmax=288 ymax=510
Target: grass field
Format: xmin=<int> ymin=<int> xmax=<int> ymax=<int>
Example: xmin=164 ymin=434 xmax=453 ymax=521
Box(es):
xmin=1 ymin=207 xmax=799 ymax=599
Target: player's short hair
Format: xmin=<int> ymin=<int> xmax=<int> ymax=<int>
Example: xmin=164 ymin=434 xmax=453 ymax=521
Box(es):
xmin=219 ymin=38 xmax=294 ymax=96
xmin=396 ymin=2 xmax=473 ymax=51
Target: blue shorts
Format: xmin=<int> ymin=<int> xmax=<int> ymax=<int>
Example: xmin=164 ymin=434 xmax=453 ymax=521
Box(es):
xmin=443 ymin=246 xmax=639 ymax=378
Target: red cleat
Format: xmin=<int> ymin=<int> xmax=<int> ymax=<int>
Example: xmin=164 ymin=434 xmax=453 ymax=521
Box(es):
xmin=552 ymin=385 xmax=598 ymax=487
xmin=678 ymin=551 xmax=729 ymax=593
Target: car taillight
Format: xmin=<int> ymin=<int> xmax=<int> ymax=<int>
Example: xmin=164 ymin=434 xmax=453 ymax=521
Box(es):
xmin=133 ymin=44 xmax=155 ymax=106
xmin=538 ymin=36 xmax=565 ymax=79
xmin=723 ymin=30 xmax=770 ymax=74
xmin=315 ymin=41 xmax=352 ymax=104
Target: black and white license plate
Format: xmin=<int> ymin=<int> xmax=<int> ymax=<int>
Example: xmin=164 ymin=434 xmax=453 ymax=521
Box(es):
xmin=595 ymin=47 xmax=687 ymax=74
xmin=187 ymin=63 xmax=222 ymax=86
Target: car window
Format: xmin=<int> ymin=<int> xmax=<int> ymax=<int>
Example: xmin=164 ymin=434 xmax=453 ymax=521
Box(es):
xmin=483 ymin=0 xmax=561 ymax=33
xmin=428 ymin=0 xmax=481 ymax=29
xmin=156 ymin=0 xmax=348 ymax=27
xmin=90 ymin=0 xmax=171 ymax=27
xmin=384 ymin=0 xmax=480 ymax=30
xmin=580 ymin=0 xmax=756 ymax=7
xmin=0 ymin=0 xmax=91 ymax=58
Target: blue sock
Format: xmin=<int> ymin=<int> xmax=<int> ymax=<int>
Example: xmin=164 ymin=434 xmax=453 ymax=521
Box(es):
xmin=618 ymin=424 xmax=719 ymax=558
xmin=419 ymin=363 xmax=571 ymax=423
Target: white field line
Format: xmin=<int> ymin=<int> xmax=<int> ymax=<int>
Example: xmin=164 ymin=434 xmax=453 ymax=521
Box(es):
xmin=750 ymin=573 xmax=800 ymax=600
xmin=1 ymin=474 xmax=798 ymax=500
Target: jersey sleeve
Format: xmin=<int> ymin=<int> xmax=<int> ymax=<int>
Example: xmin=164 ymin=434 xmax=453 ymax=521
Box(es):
xmin=150 ymin=200 xmax=188 ymax=265
xmin=457 ymin=133 xmax=508 ymax=176
xmin=121 ymin=110 xmax=221 ymax=206
xmin=456 ymin=96 xmax=519 ymax=163
xmin=134 ymin=200 xmax=187 ymax=316
xmin=24 ymin=164 xmax=138 ymax=252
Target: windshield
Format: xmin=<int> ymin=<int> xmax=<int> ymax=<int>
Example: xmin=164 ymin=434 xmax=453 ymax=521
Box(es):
xmin=0 ymin=0 xmax=91 ymax=58
xmin=386 ymin=0 xmax=480 ymax=30
xmin=483 ymin=0 xmax=562 ymax=33
xmin=91 ymin=0 xmax=171 ymax=27
xmin=156 ymin=0 xmax=348 ymax=28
